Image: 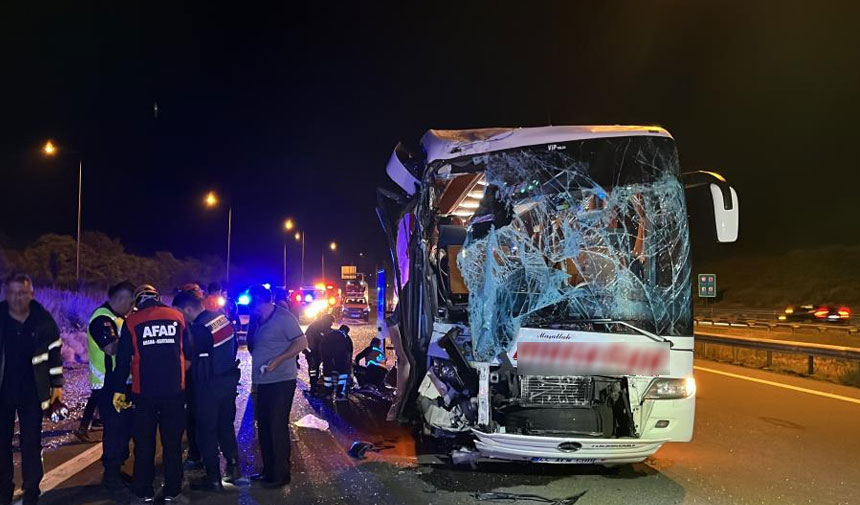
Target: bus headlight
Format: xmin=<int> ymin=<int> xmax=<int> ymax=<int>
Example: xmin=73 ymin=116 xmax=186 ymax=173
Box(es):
xmin=644 ymin=377 xmax=696 ymax=400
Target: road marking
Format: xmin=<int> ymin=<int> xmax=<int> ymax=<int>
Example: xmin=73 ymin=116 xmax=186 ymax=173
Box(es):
xmin=13 ymin=443 xmax=103 ymax=499
xmin=694 ymin=365 xmax=860 ymax=405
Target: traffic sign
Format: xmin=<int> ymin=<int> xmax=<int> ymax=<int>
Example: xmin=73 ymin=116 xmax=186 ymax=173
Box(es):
xmin=698 ymin=274 xmax=716 ymax=298
xmin=341 ymin=265 xmax=357 ymax=280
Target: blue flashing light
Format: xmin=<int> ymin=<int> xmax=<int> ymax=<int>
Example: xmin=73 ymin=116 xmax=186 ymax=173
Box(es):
xmin=237 ymin=294 xmax=251 ymax=306
xmin=304 ymin=294 xmax=313 ymax=302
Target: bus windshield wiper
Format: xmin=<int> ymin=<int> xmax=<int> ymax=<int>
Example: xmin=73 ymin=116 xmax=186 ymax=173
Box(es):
xmin=576 ymin=319 xmax=673 ymax=348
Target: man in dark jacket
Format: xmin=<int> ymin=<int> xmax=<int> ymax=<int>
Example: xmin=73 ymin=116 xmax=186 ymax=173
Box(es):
xmin=173 ymin=291 xmax=240 ymax=491
xmin=302 ymin=313 xmax=334 ymax=397
xmin=111 ymin=285 xmax=191 ymax=504
xmin=320 ymin=325 xmax=353 ymax=401
xmin=0 ymin=273 xmax=64 ymax=505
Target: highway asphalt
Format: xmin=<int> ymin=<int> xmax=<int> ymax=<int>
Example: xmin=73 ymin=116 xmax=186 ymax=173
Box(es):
xmin=21 ymin=325 xmax=860 ymax=505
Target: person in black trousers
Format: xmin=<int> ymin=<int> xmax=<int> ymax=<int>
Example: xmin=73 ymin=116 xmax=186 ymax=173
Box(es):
xmin=111 ymin=285 xmax=191 ymax=504
xmin=173 ymin=291 xmax=240 ymax=491
xmin=0 ymin=273 xmax=65 ymax=505
xmin=248 ymin=285 xmax=307 ymax=489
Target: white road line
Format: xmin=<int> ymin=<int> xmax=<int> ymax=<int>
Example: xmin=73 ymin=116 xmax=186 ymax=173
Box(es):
xmin=694 ymin=365 xmax=860 ymax=406
xmin=13 ymin=443 xmax=103 ymax=499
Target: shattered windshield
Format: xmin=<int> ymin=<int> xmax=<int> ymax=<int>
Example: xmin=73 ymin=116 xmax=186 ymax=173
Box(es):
xmin=455 ymin=136 xmax=691 ymax=360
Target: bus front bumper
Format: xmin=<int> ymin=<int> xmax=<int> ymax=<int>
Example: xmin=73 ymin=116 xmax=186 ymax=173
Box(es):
xmin=472 ymin=430 xmax=671 ymax=464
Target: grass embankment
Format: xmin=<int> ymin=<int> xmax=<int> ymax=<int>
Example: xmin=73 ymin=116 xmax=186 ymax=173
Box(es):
xmin=693 ymin=245 xmax=860 ymax=309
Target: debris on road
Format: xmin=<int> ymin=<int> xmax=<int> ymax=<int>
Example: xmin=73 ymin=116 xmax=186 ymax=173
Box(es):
xmin=347 ymin=440 xmax=395 ymax=459
xmin=473 ymin=491 xmax=588 ymax=504
xmin=451 ymin=447 xmax=480 ymax=468
xmin=293 ymin=413 xmax=330 ymax=431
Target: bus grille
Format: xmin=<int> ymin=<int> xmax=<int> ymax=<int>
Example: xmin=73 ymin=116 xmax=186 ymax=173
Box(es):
xmin=520 ymin=376 xmax=593 ymax=407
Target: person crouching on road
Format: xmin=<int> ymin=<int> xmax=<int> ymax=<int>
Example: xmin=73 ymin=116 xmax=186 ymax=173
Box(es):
xmin=248 ymin=284 xmax=307 ymax=489
xmin=82 ymin=281 xmax=136 ymax=493
xmin=0 ymin=274 xmax=65 ymax=505
xmin=172 ymin=291 xmax=240 ymax=491
xmin=302 ymin=313 xmax=334 ymax=397
xmin=111 ymin=285 xmax=192 ymax=504
xmin=354 ymin=337 xmax=387 ymax=390
xmin=321 ymin=325 xmax=353 ymax=401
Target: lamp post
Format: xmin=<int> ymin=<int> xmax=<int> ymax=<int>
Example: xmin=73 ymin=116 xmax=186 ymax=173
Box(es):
xmin=322 ymin=241 xmax=337 ymax=284
xmin=296 ymin=231 xmax=305 ymax=285
xmin=43 ymin=141 xmax=83 ymax=283
xmin=283 ymin=219 xmax=294 ymax=287
xmin=205 ymin=191 xmax=233 ymax=284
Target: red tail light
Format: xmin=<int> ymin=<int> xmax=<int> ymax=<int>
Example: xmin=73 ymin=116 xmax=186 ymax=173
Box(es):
xmin=814 ymin=307 xmax=829 ymax=318
xmin=294 ymin=294 xmax=302 ymax=302
xmin=838 ymin=307 xmax=850 ymax=318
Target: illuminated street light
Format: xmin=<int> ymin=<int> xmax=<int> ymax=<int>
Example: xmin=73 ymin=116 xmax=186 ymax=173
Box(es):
xmin=294 ymin=232 xmax=301 ymax=241
xmin=42 ymin=140 xmax=82 ymax=283
xmin=203 ymin=191 xmax=232 ymax=283
xmin=282 ymin=218 xmax=296 ymax=288
xmin=321 ymin=240 xmax=338 ymax=284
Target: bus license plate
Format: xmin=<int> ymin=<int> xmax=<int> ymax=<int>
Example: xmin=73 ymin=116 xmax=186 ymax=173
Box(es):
xmin=532 ymin=457 xmax=599 ymax=464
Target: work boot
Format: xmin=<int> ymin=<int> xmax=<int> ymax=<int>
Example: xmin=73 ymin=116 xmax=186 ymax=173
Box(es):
xmin=163 ymin=493 xmax=189 ymax=504
xmin=183 ymin=458 xmax=203 ymax=471
xmin=223 ymin=460 xmax=240 ymax=484
xmin=101 ymin=467 xmax=125 ymax=493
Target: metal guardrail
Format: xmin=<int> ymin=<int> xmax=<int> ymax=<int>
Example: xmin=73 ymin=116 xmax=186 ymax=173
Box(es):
xmin=695 ymin=330 xmax=860 ymax=375
xmin=695 ymin=306 xmax=860 ymax=324
xmin=695 ymin=316 xmax=859 ymax=334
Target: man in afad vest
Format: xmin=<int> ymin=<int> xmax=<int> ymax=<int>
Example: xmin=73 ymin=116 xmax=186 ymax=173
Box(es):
xmin=111 ymin=285 xmax=192 ymax=504
xmin=80 ymin=281 xmax=135 ymax=492
xmin=172 ymin=291 xmax=240 ymax=491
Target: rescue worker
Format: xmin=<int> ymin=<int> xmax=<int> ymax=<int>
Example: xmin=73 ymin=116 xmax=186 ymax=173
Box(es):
xmin=202 ymin=282 xmax=224 ymax=313
xmin=82 ymin=281 xmax=136 ymax=492
xmin=321 ymin=324 xmax=353 ymax=401
xmin=111 ymin=285 xmax=191 ymax=504
xmin=172 ymin=291 xmax=240 ymax=491
xmin=354 ymin=337 xmax=387 ymax=389
xmin=176 ymin=284 xmax=203 ymax=470
xmin=302 ymin=313 xmax=334 ymax=397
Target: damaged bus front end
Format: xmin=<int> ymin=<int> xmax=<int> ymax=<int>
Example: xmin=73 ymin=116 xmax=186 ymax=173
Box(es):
xmin=377 ymin=126 xmax=738 ymax=465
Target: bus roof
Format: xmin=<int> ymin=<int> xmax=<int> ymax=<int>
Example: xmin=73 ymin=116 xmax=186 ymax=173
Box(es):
xmin=421 ymin=125 xmax=672 ymax=164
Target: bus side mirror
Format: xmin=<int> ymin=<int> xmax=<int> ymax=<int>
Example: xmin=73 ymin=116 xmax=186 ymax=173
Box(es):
xmin=710 ymin=183 xmax=738 ymax=242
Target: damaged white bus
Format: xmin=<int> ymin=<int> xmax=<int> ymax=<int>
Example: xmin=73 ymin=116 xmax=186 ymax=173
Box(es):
xmin=377 ymin=125 xmax=738 ymax=465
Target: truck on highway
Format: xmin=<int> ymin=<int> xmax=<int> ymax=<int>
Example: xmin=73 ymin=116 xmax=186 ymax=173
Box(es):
xmin=376 ymin=125 xmax=739 ymax=465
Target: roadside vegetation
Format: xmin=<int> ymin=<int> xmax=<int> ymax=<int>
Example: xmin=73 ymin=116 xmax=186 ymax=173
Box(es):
xmin=693 ymin=245 xmax=860 ymax=309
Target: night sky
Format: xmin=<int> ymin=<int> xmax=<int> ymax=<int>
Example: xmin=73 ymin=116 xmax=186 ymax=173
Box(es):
xmin=2 ymin=2 xmax=860 ymax=287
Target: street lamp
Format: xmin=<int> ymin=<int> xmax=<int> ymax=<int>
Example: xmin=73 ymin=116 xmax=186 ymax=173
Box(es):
xmin=204 ymin=191 xmax=232 ymax=284
xmin=43 ymin=140 xmax=83 ymax=283
xmin=322 ymin=241 xmax=337 ymax=284
xmin=282 ymin=219 xmax=295 ymax=288
xmin=295 ymin=232 xmax=305 ymax=285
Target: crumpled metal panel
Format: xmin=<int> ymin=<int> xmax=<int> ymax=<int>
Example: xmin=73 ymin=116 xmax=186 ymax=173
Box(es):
xmin=457 ymin=137 xmax=691 ymax=361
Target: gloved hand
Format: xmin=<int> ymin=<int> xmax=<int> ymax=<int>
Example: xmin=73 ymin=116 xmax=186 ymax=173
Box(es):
xmin=112 ymin=392 xmax=132 ymax=412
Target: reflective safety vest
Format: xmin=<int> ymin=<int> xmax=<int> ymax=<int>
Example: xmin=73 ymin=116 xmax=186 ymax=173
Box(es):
xmin=87 ymin=306 xmax=124 ymax=389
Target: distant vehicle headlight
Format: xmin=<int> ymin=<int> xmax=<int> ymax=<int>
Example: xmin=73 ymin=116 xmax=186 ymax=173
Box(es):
xmin=784 ymin=307 xmax=794 ymax=314
xmin=644 ymin=377 xmax=696 ymax=400
xmin=304 ymin=300 xmax=328 ymax=319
